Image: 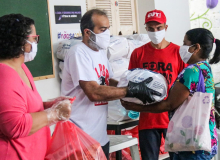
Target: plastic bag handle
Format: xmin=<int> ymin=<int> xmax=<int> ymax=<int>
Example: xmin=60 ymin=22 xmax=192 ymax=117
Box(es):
xmin=194 ymin=64 xmax=205 ymax=93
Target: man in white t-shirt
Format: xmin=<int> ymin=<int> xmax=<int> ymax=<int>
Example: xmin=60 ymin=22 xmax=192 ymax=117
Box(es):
xmin=61 ymin=9 xmax=160 ymax=159
xmin=61 ymin=9 xmax=128 ymax=159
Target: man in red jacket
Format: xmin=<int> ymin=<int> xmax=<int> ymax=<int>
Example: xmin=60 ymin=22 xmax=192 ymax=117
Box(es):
xmin=128 ymin=10 xmax=187 ymax=160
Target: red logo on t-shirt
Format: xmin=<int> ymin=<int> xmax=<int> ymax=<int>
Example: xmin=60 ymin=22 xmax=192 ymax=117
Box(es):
xmin=94 ymin=64 xmax=109 ymax=106
xmin=95 ymin=64 xmax=110 ymax=86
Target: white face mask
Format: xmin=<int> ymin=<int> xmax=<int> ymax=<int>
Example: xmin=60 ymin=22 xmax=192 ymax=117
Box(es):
xmin=89 ymin=29 xmax=110 ymax=50
xmin=24 ymin=40 xmax=38 ymax=62
xmin=147 ymin=29 xmax=166 ymax=44
xmin=179 ymin=45 xmax=195 ymax=63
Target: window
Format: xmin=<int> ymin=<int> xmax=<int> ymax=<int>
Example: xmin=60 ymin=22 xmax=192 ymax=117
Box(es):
xmin=86 ymin=0 xmax=138 ymax=35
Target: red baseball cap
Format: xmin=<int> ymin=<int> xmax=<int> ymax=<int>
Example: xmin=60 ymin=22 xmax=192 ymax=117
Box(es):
xmin=145 ymin=9 xmax=166 ymax=24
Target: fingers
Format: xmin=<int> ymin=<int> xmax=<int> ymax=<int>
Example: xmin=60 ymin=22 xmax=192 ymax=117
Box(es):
xmin=57 ymin=96 xmax=74 ymax=102
xmin=143 ymin=77 xmax=153 ymax=84
xmin=48 ymin=96 xmax=73 ymax=103
xmin=45 ymin=100 xmax=72 ymax=126
xmin=57 ymin=100 xmax=72 ymax=121
xmin=128 ymin=81 xmax=138 ymax=90
xmin=147 ymin=96 xmax=155 ymax=103
xmin=150 ymin=89 xmax=162 ymax=96
xmin=145 ymin=90 xmax=157 ymax=103
xmin=126 ymin=77 xmax=161 ymax=104
xmin=59 ymin=103 xmax=71 ymax=120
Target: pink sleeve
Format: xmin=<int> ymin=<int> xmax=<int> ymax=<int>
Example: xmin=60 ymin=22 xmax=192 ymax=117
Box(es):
xmin=0 ymin=68 xmax=32 ymax=139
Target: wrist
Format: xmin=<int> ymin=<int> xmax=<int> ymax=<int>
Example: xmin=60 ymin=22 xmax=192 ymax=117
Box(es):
xmin=124 ymin=87 xmax=129 ymax=97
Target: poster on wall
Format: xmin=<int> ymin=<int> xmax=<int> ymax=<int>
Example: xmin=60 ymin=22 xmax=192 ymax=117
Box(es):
xmin=54 ymin=6 xmax=81 ymax=24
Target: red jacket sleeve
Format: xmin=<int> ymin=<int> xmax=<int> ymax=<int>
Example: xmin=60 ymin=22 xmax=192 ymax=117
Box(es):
xmin=0 ymin=69 xmax=32 ymax=139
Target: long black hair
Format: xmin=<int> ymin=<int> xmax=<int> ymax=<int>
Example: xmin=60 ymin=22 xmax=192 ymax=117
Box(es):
xmin=186 ymin=28 xmax=220 ymax=64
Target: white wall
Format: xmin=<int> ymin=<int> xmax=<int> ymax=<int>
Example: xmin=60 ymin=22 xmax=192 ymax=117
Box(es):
xmin=136 ymin=0 xmax=191 ymax=45
xmin=189 ymin=0 xmax=220 ymax=84
xmin=136 ymin=0 xmax=155 ymax=34
xmin=35 ymin=74 xmax=61 ymax=101
xmin=34 ymin=0 xmax=86 ymax=101
xmin=154 ymin=0 xmax=191 ymax=45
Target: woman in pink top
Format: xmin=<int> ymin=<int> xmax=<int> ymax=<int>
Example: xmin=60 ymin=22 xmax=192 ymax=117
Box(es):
xmin=0 ymin=14 xmax=72 ymax=160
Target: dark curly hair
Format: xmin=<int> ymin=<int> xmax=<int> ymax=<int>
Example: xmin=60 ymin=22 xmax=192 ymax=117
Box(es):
xmin=0 ymin=14 xmax=35 ymax=59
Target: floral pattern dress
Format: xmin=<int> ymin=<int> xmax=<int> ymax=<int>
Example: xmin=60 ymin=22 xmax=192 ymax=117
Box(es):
xmin=170 ymin=61 xmax=218 ymax=156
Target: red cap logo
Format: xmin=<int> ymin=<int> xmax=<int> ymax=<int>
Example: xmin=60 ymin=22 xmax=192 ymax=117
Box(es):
xmin=145 ymin=10 xmax=166 ymax=24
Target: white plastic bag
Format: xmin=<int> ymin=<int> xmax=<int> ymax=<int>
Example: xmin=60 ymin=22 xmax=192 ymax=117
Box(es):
xmin=108 ymin=100 xmax=139 ymax=122
xmin=125 ymin=34 xmax=150 ymax=43
xmin=108 ymin=100 xmax=130 ymax=122
xmin=110 ymin=58 xmax=129 ymax=81
xmin=127 ymin=40 xmax=138 ymax=59
xmin=165 ymin=65 xmax=212 ymax=152
xmin=125 ymin=34 xmax=150 ymax=59
xmin=118 ymin=69 xmax=168 ymax=105
xmin=165 ymin=92 xmax=212 ymax=152
xmin=107 ymin=36 xmax=129 ymax=61
xmin=110 ymin=58 xmax=129 ymax=73
xmin=126 ymin=39 xmax=148 ymax=59
xmin=59 ymin=61 xmax=64 ymax=71
xmin=59 ymin=71 xmax=63 ymax=79
xmin=56 ymin=38 xmax=82 ymax=60
xmin=112 ymin=70 xmax=127 ymax=81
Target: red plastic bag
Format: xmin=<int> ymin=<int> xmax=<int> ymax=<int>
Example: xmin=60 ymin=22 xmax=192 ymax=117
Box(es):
xmin=45 ymin=121 xmax=107 ymax=160
xmin=159 ymin=134 xmax=167 ymax=155
xmin=109 ymin=150 xmax=132 ymax=160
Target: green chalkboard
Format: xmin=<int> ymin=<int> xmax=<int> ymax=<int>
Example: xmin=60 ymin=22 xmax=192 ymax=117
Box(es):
xmin=0 ymin=0 xmax=54 ymax=80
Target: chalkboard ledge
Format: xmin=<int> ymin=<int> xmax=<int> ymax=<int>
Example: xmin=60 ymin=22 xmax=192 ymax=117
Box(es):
xmin=34 ymin=74 xmax=55 ymax=81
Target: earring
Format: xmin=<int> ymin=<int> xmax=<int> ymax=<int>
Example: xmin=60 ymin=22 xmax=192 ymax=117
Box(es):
xmin=21 ymin=47 xmax=24 ymax=51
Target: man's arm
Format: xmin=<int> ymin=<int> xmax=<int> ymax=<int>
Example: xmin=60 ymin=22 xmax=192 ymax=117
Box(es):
xmin=79 ymin=80 xmax=127 ymax=102
xmin=109 ymin=78 xmax=118 ymax=87
xmin=121 ymin=81 xmax=190 ymax=113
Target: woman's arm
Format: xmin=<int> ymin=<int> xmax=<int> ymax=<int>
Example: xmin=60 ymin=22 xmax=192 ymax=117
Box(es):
xmin=29 ymin=111 xmax=48 ymax=136
xmin=121 ymin=82 xmax=190 ymax=113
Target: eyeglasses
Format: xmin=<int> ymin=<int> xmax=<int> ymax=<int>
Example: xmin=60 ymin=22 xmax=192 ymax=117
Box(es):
xmin=27 ymin=35 xmax=40 ymax=44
